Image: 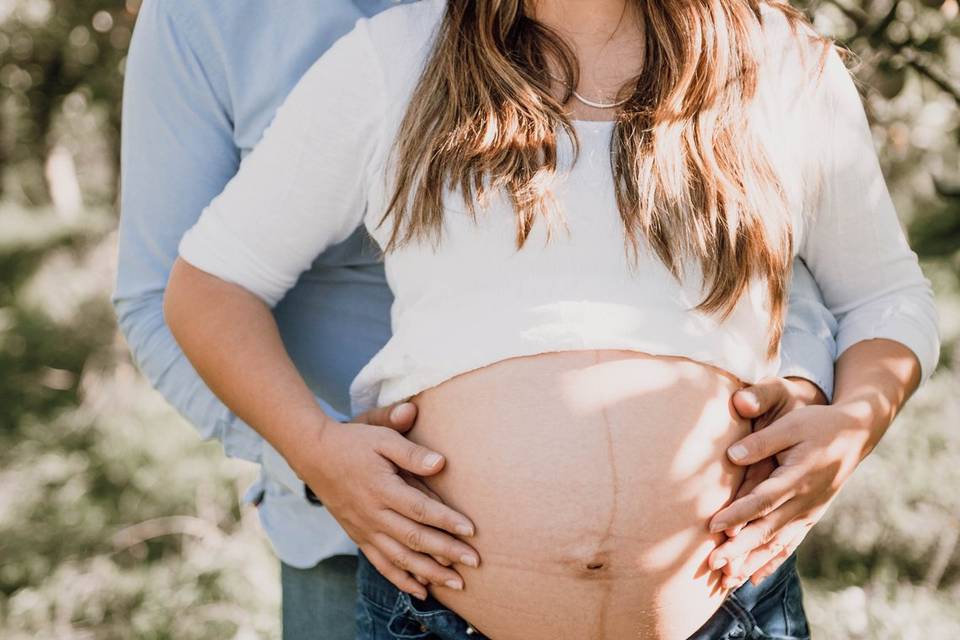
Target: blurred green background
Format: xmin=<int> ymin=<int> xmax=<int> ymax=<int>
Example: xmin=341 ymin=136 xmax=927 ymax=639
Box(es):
xmin=1 ymin=0 xmax=958 ymax=638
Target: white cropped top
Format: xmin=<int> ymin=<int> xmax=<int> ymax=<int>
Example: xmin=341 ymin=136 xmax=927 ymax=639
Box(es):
xmin=179 ymin=0 xmax=939 ymax=416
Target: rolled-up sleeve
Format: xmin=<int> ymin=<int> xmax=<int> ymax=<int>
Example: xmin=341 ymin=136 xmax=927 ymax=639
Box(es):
xmin=778 ymin=257 xmax=838 ymax=401
xmin=178 ymin=17 xmax=387 ymax=307
xmin=798 ymin=45 xmax=940 ymax=384
xmin=113 ymin=0 xmax=260 ymax=462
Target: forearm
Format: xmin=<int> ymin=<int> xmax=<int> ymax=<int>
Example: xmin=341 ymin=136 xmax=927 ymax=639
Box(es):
xmin=164 ymin=258 xmax=329 ymax=469
xmin=831 ymin=337 xmax=922 ymax=459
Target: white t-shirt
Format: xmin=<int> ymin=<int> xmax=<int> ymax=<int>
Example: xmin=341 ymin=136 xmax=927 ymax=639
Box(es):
xmin=179 ymin=0 xmax=939 ymax=416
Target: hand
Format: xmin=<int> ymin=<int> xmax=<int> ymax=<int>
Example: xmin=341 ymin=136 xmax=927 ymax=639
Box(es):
xmin=355 ymin=402 xmax=467 ymax=585
xmin=708 ymin=381 xmax=878 ymax=589
xmin=286 ymin=403 xmax=480 ymax=601
xmin=716 ymin=376 xmax=828 ymax=534
xmin=706 ymin=377 xmax=827 ymax=587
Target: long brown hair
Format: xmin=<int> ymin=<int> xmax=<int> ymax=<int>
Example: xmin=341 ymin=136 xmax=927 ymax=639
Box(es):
xmin=380 ymin=0 xmax=833 ymax=356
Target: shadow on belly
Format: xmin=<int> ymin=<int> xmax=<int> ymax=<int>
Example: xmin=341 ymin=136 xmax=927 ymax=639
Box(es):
xmin=407 ymin=350 xmax=750 ymax=640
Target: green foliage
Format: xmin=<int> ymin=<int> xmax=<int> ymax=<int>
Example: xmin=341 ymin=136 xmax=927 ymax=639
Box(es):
xmin=1 ymin=0 xmax=137 ymax=203
xmin=0 ymin=0 xmax=957 ymax=638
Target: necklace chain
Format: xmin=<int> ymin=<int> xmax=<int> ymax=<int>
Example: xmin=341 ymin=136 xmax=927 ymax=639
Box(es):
xmin=548 ymin=72 xmax=630 ymax=110
xmin=570 ymin=90 xmax=630 ymax=110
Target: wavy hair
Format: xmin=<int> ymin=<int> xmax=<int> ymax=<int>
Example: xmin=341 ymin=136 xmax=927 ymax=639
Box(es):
xmin=379 ymin=0 xmax=833 ymax=356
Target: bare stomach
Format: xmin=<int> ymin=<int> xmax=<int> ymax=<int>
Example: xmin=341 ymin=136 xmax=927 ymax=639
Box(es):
xmin=406 ymin=350 xmax=750 ymax=640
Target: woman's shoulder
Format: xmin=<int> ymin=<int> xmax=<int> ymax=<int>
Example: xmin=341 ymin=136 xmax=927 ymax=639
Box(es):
xmin=363 ymin=0 xmax=446 ymax=87
xmin=755 ymin=3 xmax=856 ymax=120
xmin=757 ymin=3 xmax=834 ymax=80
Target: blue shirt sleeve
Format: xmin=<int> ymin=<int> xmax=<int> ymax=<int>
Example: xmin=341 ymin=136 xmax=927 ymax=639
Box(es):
xmin=112 ymin=0 xmax=264 ymax=463
xmin=778 ymin=257 xmax=838 ymax=402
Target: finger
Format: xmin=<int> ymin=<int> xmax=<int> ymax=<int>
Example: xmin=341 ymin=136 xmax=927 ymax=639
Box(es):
xmin=708 ymin=499 xmax=800 ymax=571
xmin=400 ymin=471 xmax=460 ymax=568
xmin=380 ymin=509 xmax=480 ymax=568
xmin=355 ymin=402 xmax=418 ymax=434
xmin=720 ymin=458 xmax=777 ymax=537
xmin=726 ymin=415 xmax=803 ymax=466
xmin=375 ymin=533 xmax=465 ymax=591
xmin=721 ymin=535 xmax=790 ymax=588
xmin=732 ymin=378 xmax=786 ymax=419
xmin=376 ymin=429 xmax=447 ymax=476
xmin=382 ymin=477 xmax=476 ymax=538
xmin=401 ymin=471 xmax=445 ymax=503
xmin=362 ymin=545 xmax=428 ymax=601
xmin=731 ymin=457 xmax=777 ymax=502
xmin=748 ymin=526 xmax=809 ymax=585
xmin=710 ymin=468 xmax=800 ymax=533
xmin=743 ymin=546 xmax=791 ymax=587
xmin=399 ymin=477 xmax=461 ymax=563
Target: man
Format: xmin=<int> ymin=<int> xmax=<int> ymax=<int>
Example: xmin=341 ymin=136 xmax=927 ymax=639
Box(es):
xmin=115 ymin=1 xmax=925 ymax=638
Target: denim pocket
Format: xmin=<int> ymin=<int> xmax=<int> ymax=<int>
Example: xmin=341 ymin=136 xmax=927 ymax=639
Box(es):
xmin=356 ymin=592 xmax=403 ymax=640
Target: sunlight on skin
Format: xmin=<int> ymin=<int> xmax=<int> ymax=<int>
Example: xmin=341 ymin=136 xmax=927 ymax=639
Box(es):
xmin=556 ymin=356 xmax=683 ymax=412
xmin=405 ymin=350 xmax=750 ymax=639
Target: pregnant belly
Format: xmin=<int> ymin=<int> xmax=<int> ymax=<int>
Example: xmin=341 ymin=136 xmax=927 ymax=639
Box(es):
xmin=406 ymin=350 xmax=751 ymax=640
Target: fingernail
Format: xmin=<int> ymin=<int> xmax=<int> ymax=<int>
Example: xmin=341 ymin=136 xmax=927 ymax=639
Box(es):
xmin=391 ymin=402 xmax=414 ymax=423
xmin=728 ymin=444 xmax=748 ymax=461
xmin=456 ymin=524 xmax=475 ymax=537
xmin=415 ymin=591 xmax=428 ymax=601
xmin=424 ymin=453 xmax=443 ymax=468
xmin=461 ymin=554 xmax=479 ymax=568
xmin=445 ymin=579 xmax=463 ymax=590
xmin=711 ymin=556 xmax=727 ymax=570
xmin=710 ymin=521 xmax=726 ymax=533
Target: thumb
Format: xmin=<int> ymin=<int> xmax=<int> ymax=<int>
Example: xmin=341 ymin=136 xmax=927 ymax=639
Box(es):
xmin=726 ymin=414 xmax=798 ymax=466
xmin=733 ymin=378 xmax=785 ymax=420
xmin=376 ymin=430 xmax=446 ymax=476
xmin=354 ymin=402 xmax=418 ymax=434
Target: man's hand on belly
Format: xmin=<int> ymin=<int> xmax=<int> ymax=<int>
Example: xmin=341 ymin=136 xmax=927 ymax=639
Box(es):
xmin=705 ymin=376 xmax=832 ymax=588
xmin=289 ymin=402 xmax=480 ymax=600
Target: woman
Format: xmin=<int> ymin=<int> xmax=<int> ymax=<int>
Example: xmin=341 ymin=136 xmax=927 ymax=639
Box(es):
xmin=164 ymin=0 xmax=939 ymax=638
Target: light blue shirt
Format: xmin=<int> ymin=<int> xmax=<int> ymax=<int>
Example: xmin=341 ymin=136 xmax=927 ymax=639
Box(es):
xmin=113 ymin=0 xmax=837 ymax=568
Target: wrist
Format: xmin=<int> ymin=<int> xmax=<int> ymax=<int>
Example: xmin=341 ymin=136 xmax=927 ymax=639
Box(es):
xmin=276 ymin=408 xmax=336 ymax=481
xmin=823 ymin=397 xmax=887 ymax=462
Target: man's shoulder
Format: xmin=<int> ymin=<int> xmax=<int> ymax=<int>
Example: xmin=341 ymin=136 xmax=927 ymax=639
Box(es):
xmin=137 ymin=0 xmax=225 ymax=32
xmin=139 ymin=0 xmax=365 ymax=40
xmin=142 ymin=0 xmax=291 ymax=24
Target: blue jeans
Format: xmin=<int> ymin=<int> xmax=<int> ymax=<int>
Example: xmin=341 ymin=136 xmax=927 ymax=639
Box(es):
xmin=355 ymin=550 xmax=810 ymax=639
xmin=282 ymin=555 xmax=359 ymax=640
